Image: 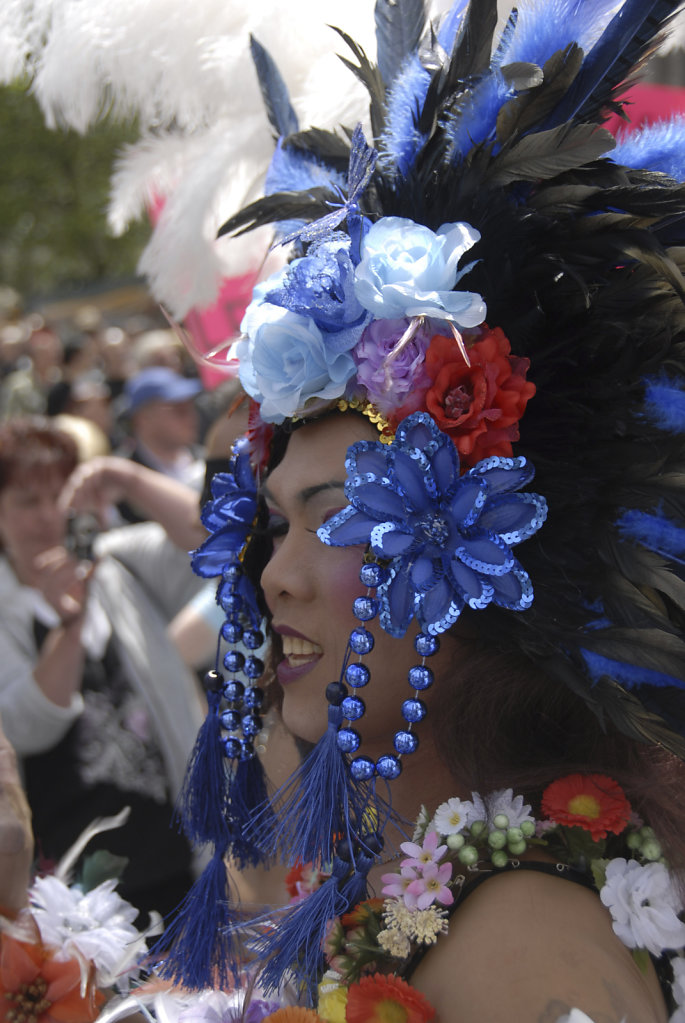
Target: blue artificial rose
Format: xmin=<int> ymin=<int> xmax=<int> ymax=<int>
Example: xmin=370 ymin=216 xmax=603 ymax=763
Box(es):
xmin=237 ymin=302 xmax=357 ymax=424
xmin=353 ymin=216 xmax=486 ymax=326
xmin=264 ymin=234 xmax=367 ymax=352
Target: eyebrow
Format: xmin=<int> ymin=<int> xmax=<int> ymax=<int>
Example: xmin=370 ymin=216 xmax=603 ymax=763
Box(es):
xmin=261 ymin=480 xmax=346 ymax=507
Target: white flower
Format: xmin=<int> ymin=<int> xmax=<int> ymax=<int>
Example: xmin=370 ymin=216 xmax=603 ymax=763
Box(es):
xmin=377 ymin=927 xmax=412 ymax=958
xmin=483 ymin=788 xmax=534 ymax=828
xmin=670 ymin=956 xmax=685 ymax=1022
xmin=555 ymin=1013 xmax=612 ymax=1023
xmin=431 ymin=797 xmax=474 ymax=836
xmin=29 ymin=875 xmax=145 ymax=985
xmin=600 ymin=858 xmax=685 ymax=956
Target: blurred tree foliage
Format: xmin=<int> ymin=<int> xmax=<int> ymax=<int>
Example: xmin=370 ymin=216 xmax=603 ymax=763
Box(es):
xmin=0 ymin=82 xmax=149 ymax=302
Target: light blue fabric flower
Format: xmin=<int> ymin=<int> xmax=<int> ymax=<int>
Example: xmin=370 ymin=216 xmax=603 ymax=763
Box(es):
xmin=353 ymin=217 xmax=486 ymax=326
xmin=318 ymin=412 xmax=547 ymax=636
xmin=237 ymin=302 xmax=357 ymax=423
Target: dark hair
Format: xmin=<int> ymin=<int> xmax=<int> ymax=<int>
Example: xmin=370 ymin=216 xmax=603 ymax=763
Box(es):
xmin=0 ymin=416 xmax=78 ymax=493
xmin=433 ymin=636 xmax=685 ymax=870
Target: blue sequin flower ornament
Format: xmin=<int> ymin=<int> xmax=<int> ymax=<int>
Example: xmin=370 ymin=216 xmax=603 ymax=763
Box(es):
xmin=191 ymin=435 xmax=261 ymax=624
xmin=318 ymin=412 xmax=547 ymax=637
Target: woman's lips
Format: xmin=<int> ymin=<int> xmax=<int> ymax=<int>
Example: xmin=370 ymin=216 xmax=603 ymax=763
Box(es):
xmin=274 ymin=628 xmax=323 ymax=686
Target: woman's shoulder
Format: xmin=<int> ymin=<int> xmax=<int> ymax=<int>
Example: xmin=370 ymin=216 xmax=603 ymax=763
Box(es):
xmin=410 ymin=865 xmax=668 ymax=1023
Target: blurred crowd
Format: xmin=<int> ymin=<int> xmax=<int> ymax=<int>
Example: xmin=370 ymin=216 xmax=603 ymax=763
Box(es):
xmin=0 ymin=295 xmax=275 ymax=918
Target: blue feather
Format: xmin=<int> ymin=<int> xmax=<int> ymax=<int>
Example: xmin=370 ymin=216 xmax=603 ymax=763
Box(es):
xmin=250 ymin=35 xmax=298 ymax=138
xmin=581 ymin=648 xmax=685 ymax=690
xmin=642 ymin=373 xmax=685 ymax=434
xmin=444 ymin=72 xmax=515 ymax=163
xmin=501 ymin=0 xmax=627 ymax=66
xmin=264 ymin=140 xmax=347 ymax=240
xmin=611 ymin=117 xmax=685 ymax=181
xmin=617 ymin=508 xmax=685 ymax=565
xmin=542 ymin=0 xmax=682 ymax=127
xmin=379 ymin=0 xmax=468 ymax=176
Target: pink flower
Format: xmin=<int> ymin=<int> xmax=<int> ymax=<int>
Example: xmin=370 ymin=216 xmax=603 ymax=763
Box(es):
xmin=406 ymin=862 xmax=454 ymax=910
xmin=381 ymin=866 xmax=418 ymax=900
xmin=400 ymin=830 xmax=448 ymax=871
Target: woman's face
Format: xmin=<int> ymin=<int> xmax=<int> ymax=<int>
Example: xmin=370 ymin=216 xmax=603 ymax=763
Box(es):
xmin=260 ymin=415 xmax=452 ymax=749
xmin=0 ymin=470 xmax=69 ymax=583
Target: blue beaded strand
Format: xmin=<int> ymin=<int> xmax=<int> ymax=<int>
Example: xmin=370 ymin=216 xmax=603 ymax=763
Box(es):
xmin=334 ymin=559 xmax=439 ymax=782
xmin=217 ymin=562 xmax=265 ymax=762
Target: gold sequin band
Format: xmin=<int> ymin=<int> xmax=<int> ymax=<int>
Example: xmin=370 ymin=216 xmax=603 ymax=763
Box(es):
xmin=335 ymin=397 xmax=395 ymax=444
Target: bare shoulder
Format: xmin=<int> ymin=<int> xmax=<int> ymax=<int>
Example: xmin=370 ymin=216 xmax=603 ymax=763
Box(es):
xmin=410 ymin=867 xmax=668 ymax=1023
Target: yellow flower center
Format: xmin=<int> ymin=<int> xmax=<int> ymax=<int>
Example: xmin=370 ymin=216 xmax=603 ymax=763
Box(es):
xmin=567 ymin=794 xmax=601 ymax=819
xmin=5 ymin=976 xmax=52 ymax=1023
xmin=373 ymin=998 xmax=408 ymax=1023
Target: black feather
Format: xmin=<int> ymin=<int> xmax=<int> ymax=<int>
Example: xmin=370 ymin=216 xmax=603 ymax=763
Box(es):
xmin=330 ymin=25 xmax=387 ymax=142
xmin=374 ymin=0 xmax=427 ymax=89
xmin=217 ymin=188 xmax=338 ymax=238
xmin=450 ymin=0 xmax=498 ymax=79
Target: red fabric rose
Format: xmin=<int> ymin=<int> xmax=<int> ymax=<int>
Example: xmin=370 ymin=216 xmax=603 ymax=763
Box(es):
xmin=417 ymin=326 xmax=535 ymax=471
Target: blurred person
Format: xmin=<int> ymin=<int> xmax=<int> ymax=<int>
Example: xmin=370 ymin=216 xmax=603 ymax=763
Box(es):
xmin=99 ymin=326 xmax=136 ymax=401
xmin=48 ymin=376 xmax=114 ymax=442
xmin=0 ymin=321 xmax=63 ymax=420
xmin=0 ymin=416 xmax=204 ymax=917
xmin=132 ymin=329 xmax=186 ymax=375
xmin=116 ymin=366 xmax=204 ymax=522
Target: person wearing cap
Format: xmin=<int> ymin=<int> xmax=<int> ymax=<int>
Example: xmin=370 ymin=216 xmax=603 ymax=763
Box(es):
xmin=116 ymin=367 xmax=204 ymax=523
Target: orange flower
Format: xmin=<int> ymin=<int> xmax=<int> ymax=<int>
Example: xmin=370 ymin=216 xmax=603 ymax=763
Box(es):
xmin=0 ymin=934 xmax=104 ymax=1023
xmin=419 ymin=326 xmax=535 ymax=471
xmin=263 ymin=1009 xmax=323 ymax=1023
xmin=285 ymin=862 xmax=327 ymax=903
xmin=344 ymin=973 xmax=435 ymax=1023
xmin=541 ymin=774 xmax=632 ymax=841
xmin=340 ymin=899 xmax=384 ymax=930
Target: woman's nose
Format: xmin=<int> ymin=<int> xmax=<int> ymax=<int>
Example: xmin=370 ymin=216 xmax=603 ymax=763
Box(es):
xmin=261 ymin=531 xmax=315 ymax=607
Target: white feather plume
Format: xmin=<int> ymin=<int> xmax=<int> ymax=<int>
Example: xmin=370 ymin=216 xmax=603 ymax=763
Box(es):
xmin=2 ymin=0 xmax=451 ymax=317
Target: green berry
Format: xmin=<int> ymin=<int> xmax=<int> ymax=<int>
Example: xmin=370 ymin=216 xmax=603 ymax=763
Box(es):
xmin=488 ymin=829 xmax=507 ymax=850
xmin=491 ymin=850 xmax=508 ymax=868
xmin=506 ymin=827 xmax=523 ymax=844
xmin=458 ymin=845 xmax=479 ymax=866
xmin=520 ymin=820 xmax=536 ymax=838
xmin=626 ymin=832 xmax=642 ymax=850
xmin=642 ymin=839 xmax=662 ymax=861
xmin=508 ymin=839 xmax=527 ymax=856
xmin=493 ymin=813 xmax=509 ymax=830
xmin=470 ymin=820 xmax=486 ymax=839
xmin=447 ymin=832 xmax=465 ymax=850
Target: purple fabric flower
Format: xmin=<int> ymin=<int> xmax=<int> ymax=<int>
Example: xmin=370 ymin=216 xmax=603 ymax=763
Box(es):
xmin=318 ymin=412 xmax=547 ymax=636
xmin=353 ymin=317 xmax=434 ymax=413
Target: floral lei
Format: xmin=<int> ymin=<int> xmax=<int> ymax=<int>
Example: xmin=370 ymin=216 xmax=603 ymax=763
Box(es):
xmin=259 ymin=774 xmax=685 ymax=1023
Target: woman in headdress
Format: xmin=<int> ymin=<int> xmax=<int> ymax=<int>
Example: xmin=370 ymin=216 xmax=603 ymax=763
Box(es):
xmin=148 ymin=1 xmax=685 ymax=1019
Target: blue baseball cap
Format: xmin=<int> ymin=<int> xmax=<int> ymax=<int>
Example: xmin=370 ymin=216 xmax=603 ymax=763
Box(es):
xmin=122 ymin=367 xmax=203 ymax=415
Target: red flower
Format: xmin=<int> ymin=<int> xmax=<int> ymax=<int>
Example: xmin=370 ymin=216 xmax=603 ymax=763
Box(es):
xmin=415 ymin=326 xmax=535 ymax=471
xmin=344 ymin=973 xmax=435 ymax=1023
xmin=541 ymin=774 xmax=632 ymax=841
xmin=0 ymin=934 xmax=105 ymax=1023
